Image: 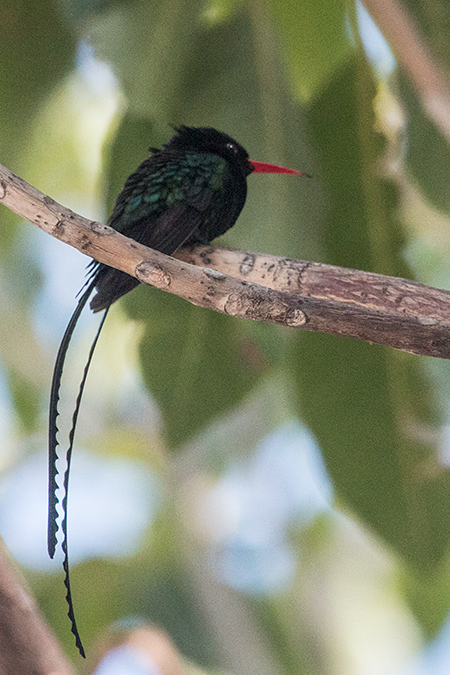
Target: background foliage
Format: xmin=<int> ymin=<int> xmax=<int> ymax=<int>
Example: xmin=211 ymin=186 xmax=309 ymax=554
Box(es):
xmin=2 ymin=0 xmax=450 ymax=672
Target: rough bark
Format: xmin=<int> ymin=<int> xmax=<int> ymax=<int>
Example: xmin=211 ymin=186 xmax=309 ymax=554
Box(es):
xmin=2 ymin=162 xmax=450 ymax=357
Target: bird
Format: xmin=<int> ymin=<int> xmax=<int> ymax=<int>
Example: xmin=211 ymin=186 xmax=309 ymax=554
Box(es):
xmin=48 ymin=125 xmax=309 ymax=656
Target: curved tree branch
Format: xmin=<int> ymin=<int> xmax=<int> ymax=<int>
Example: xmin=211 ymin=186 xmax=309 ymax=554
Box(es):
xmin=0 ymin=539 xmax=75 ymax=674
xmin=1 ymin=161 xmax=450 ymax=358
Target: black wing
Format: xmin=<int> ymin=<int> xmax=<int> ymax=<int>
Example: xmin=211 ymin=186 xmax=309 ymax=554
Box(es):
xmin=90 ymin=200 xmax=216 ymax=312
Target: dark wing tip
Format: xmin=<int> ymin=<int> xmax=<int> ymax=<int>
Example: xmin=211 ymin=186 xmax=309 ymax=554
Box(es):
xmin=47 ymin=527 xmax=58 ymax=559
xmin=63 ymin=554 xmax=86 ymax=658
xmin=58 ymin=306 xmax=109 ymax=659
xmin=48 ymin=280 xmax=98 ymax=561
xmin=47 ymin=453 xmax=59 ymax=557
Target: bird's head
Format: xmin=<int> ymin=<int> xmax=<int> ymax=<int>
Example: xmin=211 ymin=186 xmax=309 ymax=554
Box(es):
xmin=164 ymin=126 xmax=309 ymax=179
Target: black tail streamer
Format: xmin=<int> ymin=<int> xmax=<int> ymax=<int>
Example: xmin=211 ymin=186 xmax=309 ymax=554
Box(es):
xmin=61 ymin=307 xmax=109 ymax=658
xmin=48 ymin=279 xmax=98 ymax=559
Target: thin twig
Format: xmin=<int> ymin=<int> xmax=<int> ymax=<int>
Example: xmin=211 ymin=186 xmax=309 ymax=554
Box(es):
xmin=364 ymin=0 xmax=450 ymax=140
xmin=1 ymin=162 xmax=450 ymax=357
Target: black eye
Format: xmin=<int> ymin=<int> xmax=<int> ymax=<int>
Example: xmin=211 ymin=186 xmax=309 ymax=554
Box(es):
xmin=226 ymin=142 xmax=239 ymax=155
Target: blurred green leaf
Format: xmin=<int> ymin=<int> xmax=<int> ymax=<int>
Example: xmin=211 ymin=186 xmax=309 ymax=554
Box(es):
xmin=0 ymin=0 xmax=75 ymax=159
xmin=400 ymin=73 xmax=450 ymax=217
xmin=200 ymin=0 xmax=243 ymax=25
xmin=7 ymin=371 xmax=40 ymax=433
xmin=0 ymin=1 xmax=77 ymax=429
xmin=0 ymin=0 xmax=75 ymax=248
xmin=58 ymin=0 xmax=118 ymax=25
xmin=268 ymin=0 xmax=352 ymax=102
xmin=403 ymin=546 xmax=450 ymax=638
xmin=125 ymin=288 xmax=264 ymax=448
xmin=294 ymin=58 xmax=450 ymax=570
xmin=401 ymin=0 xmax=450 ymax=66
xmin=378 ymin=2 xmax=450 ymax=219
xmin=89 ymin=0 xmax=205 ymax=120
